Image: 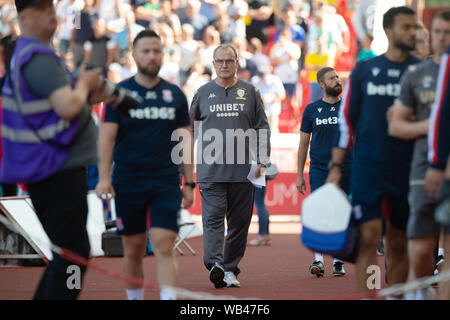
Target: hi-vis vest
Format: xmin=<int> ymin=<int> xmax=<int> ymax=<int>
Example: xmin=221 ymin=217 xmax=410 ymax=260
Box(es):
xmin=0 ymin=36 xmax=79 ymax=183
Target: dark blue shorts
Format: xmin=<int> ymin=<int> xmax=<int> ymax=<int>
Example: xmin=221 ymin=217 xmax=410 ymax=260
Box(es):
xmin=309 ymin=165 xmax=351 ymax=195
xmin=113 ymin=179 xmax=182 ymax=235
xmin=351 ymin=166 xmax=410 ymax=230
xmin=283 ymin=83 xmax=296 ymax=98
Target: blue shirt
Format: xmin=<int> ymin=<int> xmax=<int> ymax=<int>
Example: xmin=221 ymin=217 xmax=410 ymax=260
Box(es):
xmin=301 ymin=99 xmax=351 ymax=169
xmin=103 ymin=77 xmax=191 ymax=184
xmin=274 ymin=24 xmax=306 ymax=44
xmin=336 ymin=54 xmax=420 ymax=172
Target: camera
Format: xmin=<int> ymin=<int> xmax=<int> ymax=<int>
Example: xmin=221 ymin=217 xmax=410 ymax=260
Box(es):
xmin=84 ymin=63 xmax=142 ymax=116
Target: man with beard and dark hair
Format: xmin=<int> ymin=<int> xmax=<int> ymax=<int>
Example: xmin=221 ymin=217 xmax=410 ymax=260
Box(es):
xmin=297 ymin=67 xmax=351 ymax=278
xmin=326 ymin=6 xmax=420 ymax=297
xmin=95 ymin=29 xmax=194 ymax=300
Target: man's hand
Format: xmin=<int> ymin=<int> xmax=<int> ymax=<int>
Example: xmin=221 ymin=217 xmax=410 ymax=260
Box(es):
xmin=255 ymin=164 xmax=266 ymax=178
xmin=182 ymin=187 xmax=194 ymax=209
xmin=424 ymin=168 xmax=444 ymax=198
xmin=78 ymin=63 xmax=103 ymax=91
xmin=296 ymin=174 xmax=307 ymax=194
xmin=326 ymin=167 xmax=342 ymax=186
xmin=95 ymin=179 xmax=116 ymax=201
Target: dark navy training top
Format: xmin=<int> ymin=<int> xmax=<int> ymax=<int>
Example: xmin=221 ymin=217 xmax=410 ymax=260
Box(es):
xmin=301 ymin=99 xmax=351 ymax=170
xmin=336 ymin=54 xmax=420 ymax=172
xmin=103 ymin=76 xmax=191 ymax=181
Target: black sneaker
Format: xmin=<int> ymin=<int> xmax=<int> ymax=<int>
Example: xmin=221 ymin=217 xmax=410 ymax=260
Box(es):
xmin=310 ymin=261 xmax=324 ymax=278
xmin=209 ymin=262 xmax=227 ymax=288
xmin=333 ymin=261 xmax=346 ymax=276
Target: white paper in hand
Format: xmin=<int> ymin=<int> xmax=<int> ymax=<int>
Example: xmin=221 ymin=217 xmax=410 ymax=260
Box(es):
xmin=301 ymin=183 xmax=352 ymax=233
xmin=247 ymin=161 xmax=266 ymax=188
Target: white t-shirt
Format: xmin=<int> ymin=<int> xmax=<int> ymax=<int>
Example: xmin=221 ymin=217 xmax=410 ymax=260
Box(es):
xmin=179 ymin=40 xmax=198 ymax=72
xmin=251 ymin=74 xmax=285 ymax=116
xmin=270 ymin=42 xmax=300 ymax=84
xmin=159 ymin=61 xmax=181 ymax=86
xmin=56 ymin=0 xmax=84 ymax=40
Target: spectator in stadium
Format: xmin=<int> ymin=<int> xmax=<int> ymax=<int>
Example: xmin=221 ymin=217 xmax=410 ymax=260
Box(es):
xmin=179 ymin=23 xmax=201 ymax=86
xmin=178 ymin=0 xmax=210 ymax=41
xmin=388 ymin=10 xmax=450 ymax=300
xmin=71 ymin=0 xmax=97 ymax=68
xmin=114 ymin=10 xmax=145 ymax=61
xmin=201 ymin=25 xmax=220 ymax=78
xmin=326 ymin=6 xmax=420 ymax=297
xmin=0 ymin=0 xmax=18 ymax=38
xmin=190 ymin=44 xmax=270 ymax=289
xmin=222 ymin=0 xmax=247 ymax=41
xmin=270 ymin=27 xmax=301 ymax=108
xmin=151 ymin=0 xmax=182 ymax=42
xmin=304 ymin=12 xmax=334 ymax=103
xmin=83 ymin=18 xmax=117 ymax=76
xmin=352 ymin=0 xmax=377 ymax=54
xmin=232 ymin=37 xmax=257 ymax=83
xmin=107 ymin=49 xmax=136 ymax=83
xmin=320 ymin=0 xmax=350 ymax=61
xmin=246 ymin=0 xmax=273 ymax=45
xmin=357 ymin=33 xmax=376 ymax=61
xmin=182 ymin=56 xmax=211 ymax=105
xmin=297 ymin=67 xmax=350 ymax=278
xmin=55 ymin=0 xmax=83 ymax=62
xmin=96 ymin=30 xmax=194 ymax=300
xmin=248 ymin=37 xmax=271 ymax=71
xmin=213 ymin=5 xmax=236 ymax=44
xmin=135 ymin=0 xmax=162 ymax=28
xmin=273 ymin=6 xmax=305 ymax=50
xmin=250 ymin=64 xmax=285 ymax=134
xmin=412 ymin=21 xmax=430 ymax=60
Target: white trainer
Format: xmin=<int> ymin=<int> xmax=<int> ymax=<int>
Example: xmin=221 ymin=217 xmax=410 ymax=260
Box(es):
xmin=224 ymin=271 xmax=240 ymax=287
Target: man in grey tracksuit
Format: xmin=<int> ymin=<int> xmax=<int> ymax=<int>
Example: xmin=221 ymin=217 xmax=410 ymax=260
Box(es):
xmin=190 ymin=44 xmax=271 ymax=288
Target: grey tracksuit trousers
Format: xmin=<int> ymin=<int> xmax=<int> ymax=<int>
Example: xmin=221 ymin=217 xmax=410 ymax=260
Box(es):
xmin=199 ymin=181 xmax=255 ymax=275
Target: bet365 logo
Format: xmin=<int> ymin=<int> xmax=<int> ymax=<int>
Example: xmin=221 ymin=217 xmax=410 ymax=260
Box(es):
xmin=315 ymin=117 xmax=338 ymax=126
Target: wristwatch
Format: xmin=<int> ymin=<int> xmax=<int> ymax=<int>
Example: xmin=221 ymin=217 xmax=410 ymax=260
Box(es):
xmin=328 ymin=160 xmax=342 ymax=170
xmin=184 ymin=181 xmax=196 ymax=189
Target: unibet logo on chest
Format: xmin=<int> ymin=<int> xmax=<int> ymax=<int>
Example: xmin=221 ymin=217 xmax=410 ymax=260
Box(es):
xmin=316 ymin=116 xmax=338 ymax=126
xmin=209 ymin=103 xmax=245 ymax=113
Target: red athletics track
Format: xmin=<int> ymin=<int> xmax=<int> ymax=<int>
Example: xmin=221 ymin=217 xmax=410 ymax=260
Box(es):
xmin=0 ymin=221 xmax=388 ymax=300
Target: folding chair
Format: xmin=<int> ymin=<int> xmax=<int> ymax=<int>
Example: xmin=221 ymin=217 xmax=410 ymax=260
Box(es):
xmin=173 ymin=209 xmax=197 ymax=256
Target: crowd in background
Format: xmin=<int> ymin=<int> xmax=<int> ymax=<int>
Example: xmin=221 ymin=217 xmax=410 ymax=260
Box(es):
xmin=0 ymin=0 xmax=425 ymax=133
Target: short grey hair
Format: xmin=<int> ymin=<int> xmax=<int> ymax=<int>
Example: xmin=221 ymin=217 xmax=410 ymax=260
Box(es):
xmin=213 ymin=44 xmax=238 ymax=60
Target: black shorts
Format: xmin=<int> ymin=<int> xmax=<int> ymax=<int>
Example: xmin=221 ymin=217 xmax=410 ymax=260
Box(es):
xmin=351 ymin=166 xmax=409 ymax=231
xmin=309 ymin=165 xmax=351 ymax=195
xmin=114 ymin=179 xmax=182 ymax=235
